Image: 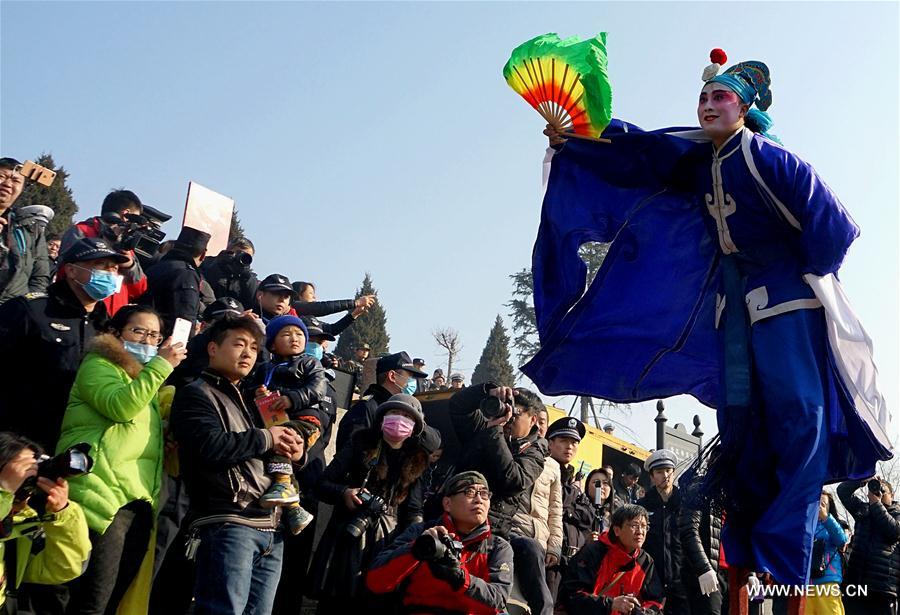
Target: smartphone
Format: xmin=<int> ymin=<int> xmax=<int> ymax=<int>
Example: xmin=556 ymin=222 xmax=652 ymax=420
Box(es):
xmin=18 ymin=160 xmax=57 ymax=187
xmin=171 ymin=318 xmax=192 ymax=347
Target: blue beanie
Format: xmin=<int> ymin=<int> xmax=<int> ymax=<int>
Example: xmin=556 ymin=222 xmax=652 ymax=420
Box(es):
xmin=265 ymin=315 xmax=308 ymax=350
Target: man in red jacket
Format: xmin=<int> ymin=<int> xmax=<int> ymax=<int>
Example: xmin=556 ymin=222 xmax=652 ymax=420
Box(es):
xmin=367 ymin=471 xmax=514 ymax=614
xmin=561 ymin=504 xmax=664 ymax=614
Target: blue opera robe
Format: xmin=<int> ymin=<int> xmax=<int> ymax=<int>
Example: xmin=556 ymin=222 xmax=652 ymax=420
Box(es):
xmin=522 ymin=124 xmax=892 ymax=585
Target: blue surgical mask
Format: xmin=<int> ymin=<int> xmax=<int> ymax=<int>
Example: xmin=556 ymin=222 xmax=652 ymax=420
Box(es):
xmin=123 ymin=340 xmax=158 ymax=364
xmin=74 ymin=266 xmax=123 ymax=301
xmin=402 ymin=376 xmax=418 ymax=396
xmin=304 ymin=342 xmax=324 ymax=361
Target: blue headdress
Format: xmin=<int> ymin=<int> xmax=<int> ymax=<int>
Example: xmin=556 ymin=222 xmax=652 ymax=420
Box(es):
xmin=701 ymin=49 xmax=780 ymax=143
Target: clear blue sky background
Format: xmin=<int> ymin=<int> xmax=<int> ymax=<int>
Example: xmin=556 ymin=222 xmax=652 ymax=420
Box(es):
xmin=2 ymin=1 xmax=897 ymax=450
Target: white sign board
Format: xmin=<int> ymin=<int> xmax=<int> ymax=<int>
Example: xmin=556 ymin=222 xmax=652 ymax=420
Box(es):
xmin=182 ymin=181 xmax=234 ymax=256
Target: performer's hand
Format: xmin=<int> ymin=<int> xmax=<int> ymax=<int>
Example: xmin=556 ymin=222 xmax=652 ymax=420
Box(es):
xmin=698 ymin=569 xmax=719 ymax=595
xmin=544 ymin=123 xmax=567 ymax=147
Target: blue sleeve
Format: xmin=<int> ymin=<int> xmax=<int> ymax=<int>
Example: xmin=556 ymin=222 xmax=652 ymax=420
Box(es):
xmin=822 ymin=515 xmax=848 ymax=549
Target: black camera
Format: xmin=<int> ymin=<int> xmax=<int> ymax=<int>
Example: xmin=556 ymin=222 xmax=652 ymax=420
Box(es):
xmin=480 ymin=396 xmax=513 ymax=420
xmin=16 ymin=444 xmax=93 ymax=513
xmin=346 ymin=490 xmax=387 ymax=538
xmin=220 ymin=250 xmax=253 ymax=275
xmin=412 ymin=531 xmax=464 ymax=563
xmin=868 ymin=478 xmax=883 ymax=496
xmin=101 ymin=205 xmax=170 ymax=258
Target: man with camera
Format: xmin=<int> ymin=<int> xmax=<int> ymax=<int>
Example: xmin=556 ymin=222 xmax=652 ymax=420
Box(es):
xmin=449 ymin=383 xmax=550 ymax=613
xmin=0 ymin=158 xmax=52 ymax=305
xmin=366 ymin=470 xmax=514 ymax=614
xmin=59 ymin=189 xmax=150 ymax=316
xmin=0 ymin=432 xmax=91 ymax=612
xmin=200 ymin=238 xmax=260 ymax=309
xmin=170 ymin=315 xmax=305 ymax=615
xmin=837 ymin=477 xmax=900 ymax=615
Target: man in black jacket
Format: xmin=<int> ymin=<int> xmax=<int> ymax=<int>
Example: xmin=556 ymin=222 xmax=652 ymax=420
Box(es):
xmin=838 ymin=478 xmax=900 ymax=615
xmin=171 ymin=314 xmax=304 ymax=615
xmin=200 ymin=237 xmax=259 ymax=308
xmin=144 ymin=226 xmax=210 ymax=335
xmin=0 ymin=237 xmax=125 ymax=450
xmin=335 ymin=351 xmax=426 ymax=449
xmin=679 ymin=502 xmax=725 ymax=614
xmin=638 ymin=449 xmax=688 ymax=614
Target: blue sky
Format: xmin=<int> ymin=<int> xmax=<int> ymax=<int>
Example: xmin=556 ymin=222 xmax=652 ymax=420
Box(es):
xmin=1 ymin=1 xmax=897 ymax=450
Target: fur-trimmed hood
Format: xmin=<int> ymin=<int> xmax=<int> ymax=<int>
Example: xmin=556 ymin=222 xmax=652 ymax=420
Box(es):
xmin=87 ymin=333 xmax=144 ymax=379
xmin=353 ymin=426 xmax=430 ymax=506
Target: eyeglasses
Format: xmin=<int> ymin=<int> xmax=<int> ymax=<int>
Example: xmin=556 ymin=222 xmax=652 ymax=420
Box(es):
xmin=453 ymin=487 xmax=492 ymax=501
xmin=625 ymin=522 xmax=648 ymax=533
xmin=126 ymin=326 xmax=163 ymax=343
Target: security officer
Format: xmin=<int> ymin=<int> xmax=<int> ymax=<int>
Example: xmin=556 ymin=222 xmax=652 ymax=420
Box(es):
xmin=544 ymin=416 xmax=594 ymax=599
xmin=638 ymin=449 xmax=688 ymax=614
xmin=0 ymin=237 xmax=127 ymax=450
xmin=254 ymin=273 xmax=295 ymax=323
xmin=144 ymin=226 xmax=211 ymax=335
xmin=345 ymin=342 xmax=370 ymax=392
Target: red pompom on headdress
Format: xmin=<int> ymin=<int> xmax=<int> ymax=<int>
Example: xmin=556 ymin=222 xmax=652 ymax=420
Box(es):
xmin=710 ymin=48 xmax=728 ymax=65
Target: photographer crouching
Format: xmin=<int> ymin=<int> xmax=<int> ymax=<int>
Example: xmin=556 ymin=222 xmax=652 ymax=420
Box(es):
xmin=448 ymin=383 xmax=551 ymax=614
xmin=0 ymin=432 xmax=91 ymax=613
xmin=367 ymin=471 xmax=514 ymax=614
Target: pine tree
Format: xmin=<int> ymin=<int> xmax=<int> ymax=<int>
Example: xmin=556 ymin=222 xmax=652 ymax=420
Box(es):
xmin=472 ymin=315 xmax=516 ymax=387
xmin=15 ymin=154 xmax=79 ymax=236
xmin=228 ymin=207 xmax=246 ymax=243
xmin=334 ymin=272 xmax=390 ymax=359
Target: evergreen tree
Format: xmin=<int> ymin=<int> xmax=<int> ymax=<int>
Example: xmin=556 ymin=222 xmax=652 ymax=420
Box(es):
xmin=15 ymin=154 xmax=79 ymax=236
xmin=228 ymin=207 xmax=246 ymax=243
xmin=335 ymin=272 xmax=390 ymax=359
xmin=471 ymin=315 xmax=516 ymax=387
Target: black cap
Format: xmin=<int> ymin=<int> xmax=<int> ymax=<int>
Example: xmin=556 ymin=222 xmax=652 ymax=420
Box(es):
xmin=546 ymin=416 xmax=586 ymax=442
xmin=202 ymin=296 xmax=244 ymax=321
xmin=413 ymin=357 xmax=425 ymax=366
xmin=305 ymin=323 xmax=336 ymax=341
xmin=61 ymin=237 xmax=130 ymax=265
xmin=259 ymin=273 xmax=293 ymax=293
xmin=376 ymin=351 xmax=428 ymax=377
xmin=175 ymin=226 xmax=211 ymax=252
xmin=356 ymin=342 xmax=371 ymax=351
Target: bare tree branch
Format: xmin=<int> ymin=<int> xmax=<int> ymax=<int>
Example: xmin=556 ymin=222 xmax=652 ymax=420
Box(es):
xmin=432 ymin=327 xmax=463 ymax=380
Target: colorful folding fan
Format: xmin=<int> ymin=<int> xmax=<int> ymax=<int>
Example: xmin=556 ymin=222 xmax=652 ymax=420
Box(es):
xmin=503 ymin=33 xmax=612 ymax=140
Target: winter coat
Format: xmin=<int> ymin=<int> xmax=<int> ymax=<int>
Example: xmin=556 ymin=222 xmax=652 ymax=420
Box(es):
xmin=143 ymin=250 xmax=202 ymax=334
xmin=57 ymin=333 xmax=171 ymax=534
xmin=638 ymin=486 xmax=686 ymax=598
xmin=678 ymin=502 xmax=723 ymax=577
xmin=0 ymin=490 xmax=91 ymax=608
xmin=449 ymin=384 xmax=548 ymax=540
xmin=559 ymin=462 xmax=595 ymax=560
xmin=199 ymin=250 xmax=259 ymax=308
xmin=310 ymin=426 xmax=430 ymax=599
xmin=0 ymin=280 xmax=108 ymax=451
xmin=512 ymin=455 xmax=563 ymax=557
xmin=336 ymin=383 xmax=394 ymax=449
xmin=170 ymin=369 xmax=278 ymax=529
xmin=292 ymin=298 xmax=357 ymax=337
xmin=837 ymin=479 xmax=900 ymax=597
xmin=366 ymin=513 xmax=515 ymax=614
xmin=561 ymin=530 xmax=664 ymax=615
xmin=0 ymin=206 xmax=50 ymax=304
xmin=59 ymin=217 xmax=147 ymax=316
xmin=244 ymin=353 xmax=329 ymax=421
xmin=810 ymin=514 xmax=848 ymax=585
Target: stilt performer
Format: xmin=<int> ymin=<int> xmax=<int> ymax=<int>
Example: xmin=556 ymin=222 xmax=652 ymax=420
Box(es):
xmin=506 ymin=35 xmax=893 ymax=586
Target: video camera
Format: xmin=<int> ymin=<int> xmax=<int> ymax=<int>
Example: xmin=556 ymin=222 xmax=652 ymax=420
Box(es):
xmin=218 ymin=250 xmax=253 ymax=274
xmin=16 ymin=444 xmax=93 ymax=514
xmin=101 ymin=204 xmax=171 ymax=258
xmin=346 ymin=490 xmax=388 ymax=539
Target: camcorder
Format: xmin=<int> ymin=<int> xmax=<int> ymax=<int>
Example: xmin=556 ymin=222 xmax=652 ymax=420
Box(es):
xmin=346 ymin=490 xmax=388 ymax=538
xmin=15 ymin=444 xmax=93 ymax=514
xmin=479 ymin=396 xmax=514 ymax=420
xmin=101 ymin=204 xmax=171 ymax=258
xmin=412 ymin=531 xmax=464 ymax=564
xmin=219 ymin=250 xmax=253 ymax=274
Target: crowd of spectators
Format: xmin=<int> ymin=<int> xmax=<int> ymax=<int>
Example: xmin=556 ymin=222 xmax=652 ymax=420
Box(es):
xmin=0 ymin=159 xmax=898 ymax=615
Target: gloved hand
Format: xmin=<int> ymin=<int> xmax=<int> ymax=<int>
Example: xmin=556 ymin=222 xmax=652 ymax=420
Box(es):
xmin=427 ymin=558 xmax=466 ymax=591
xmin=747 ymin=574 xmax=763 ymax=602
xmin=698 ymin=569 xmax=719 ymax=595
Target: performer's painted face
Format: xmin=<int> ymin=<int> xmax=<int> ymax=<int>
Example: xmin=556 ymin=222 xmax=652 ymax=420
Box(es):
xmin=698 ymin=82 xmax=748 ymax=142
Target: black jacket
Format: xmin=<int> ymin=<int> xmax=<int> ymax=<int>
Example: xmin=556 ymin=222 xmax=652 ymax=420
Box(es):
xmin=449 ymin=383 xmax=547 ymax=539
xmin=199 ymin=251 xmax=259 ymax=309
xmin=638 ymin=486 xmax=686 ymax=597
xmin=0 ymin=280 xmax=108 ymax=450
xmin=560 ymin=461 xmax=595 ymax=559
xmin=335 ymin=383 xmax=394 ymax=450
xmin=678 ymin=502 xmax=722 ymax=578
xmin=170 ymin=369 xmax=278 ymax=529
xmin=244 ymin=354 xmax=329 ymax=419
xmin=144 ymin=250 xmax=202 ymax=334
xmin=837 ymin=479 xmax=900 ymax=597
xmin=296 ymin=372 xmax=339 ymax=504
xmin=292 ymin=298 xmax=357 ymax=337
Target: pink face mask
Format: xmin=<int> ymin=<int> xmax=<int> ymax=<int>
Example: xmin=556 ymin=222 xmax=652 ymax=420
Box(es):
xmin=382 ymin=415 xmax=416 ymax=442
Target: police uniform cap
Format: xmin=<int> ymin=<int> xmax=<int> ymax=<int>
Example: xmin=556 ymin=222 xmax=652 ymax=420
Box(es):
xmin=644 ymin=449 xmax=677 ymax=472
xmin=546 ymin=416 xmax=586 ymax=442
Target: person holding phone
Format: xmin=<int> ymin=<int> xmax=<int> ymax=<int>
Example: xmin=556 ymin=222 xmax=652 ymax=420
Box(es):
xmin=58 ymin=304 xmax=186 ymax=614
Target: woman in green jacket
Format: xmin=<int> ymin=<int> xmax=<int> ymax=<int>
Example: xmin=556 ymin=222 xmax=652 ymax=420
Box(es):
xmin=57 ymin=304 xmax=186 ymax=615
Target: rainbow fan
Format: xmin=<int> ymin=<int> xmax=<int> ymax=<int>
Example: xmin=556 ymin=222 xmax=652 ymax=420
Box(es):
xmin=503 ymin=33 xmax=612 ymax=140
